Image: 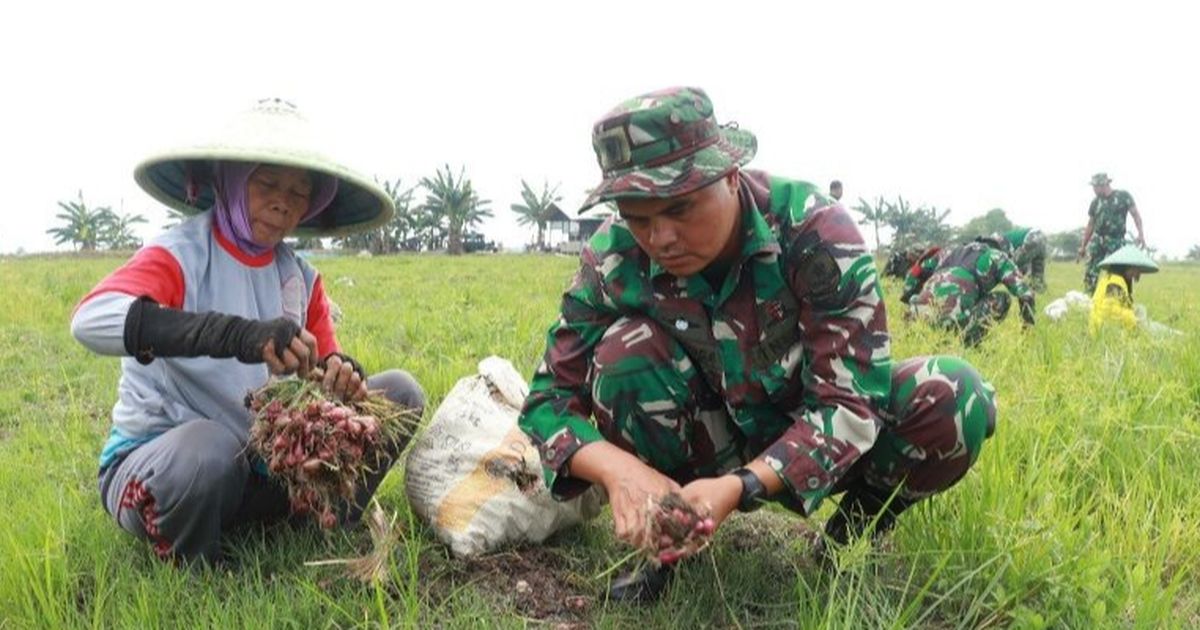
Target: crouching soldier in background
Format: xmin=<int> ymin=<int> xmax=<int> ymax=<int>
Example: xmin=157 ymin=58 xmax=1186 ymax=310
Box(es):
xmin=904 ymin=234 xmax=1035 ymax=346
xmin=892 ymin=243 xmax=945 ymax=297
xmin=518 ymin=87 xmax=998 ymax=603
xmin=883 ymin=244 xmax=940 ymax=280
xmin=1004 ymin=226 xmax=1047 ymax=292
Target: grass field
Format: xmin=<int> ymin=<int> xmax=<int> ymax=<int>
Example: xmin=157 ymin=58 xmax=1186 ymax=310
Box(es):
xmin=2 ymin=253 xmax=1199 ymax=628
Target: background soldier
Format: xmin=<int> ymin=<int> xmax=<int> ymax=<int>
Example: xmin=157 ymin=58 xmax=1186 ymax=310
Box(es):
xmin=905 ymin=235 xmax=1035 ymax=346
xmin=1078 ymin=172 xmax=1146 ymax=293
xmin=1004 ymin=226 xmax=1047 ymax=291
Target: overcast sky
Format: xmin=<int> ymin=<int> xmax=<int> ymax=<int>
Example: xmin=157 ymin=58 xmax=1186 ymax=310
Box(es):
xmin=2 ymin=0 xmax=1196 ymax=256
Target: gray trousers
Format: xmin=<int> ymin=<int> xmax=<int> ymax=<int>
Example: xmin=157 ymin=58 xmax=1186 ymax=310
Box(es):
xmin=99 ymin=370 xmax=425 ymax=564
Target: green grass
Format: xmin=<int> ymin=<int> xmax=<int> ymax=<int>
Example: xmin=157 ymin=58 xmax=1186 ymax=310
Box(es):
xmin=1 ymin=254 xmax=1199 ymax=628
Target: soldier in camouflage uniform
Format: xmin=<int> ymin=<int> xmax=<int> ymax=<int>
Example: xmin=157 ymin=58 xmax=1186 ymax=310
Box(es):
xmin=1004 ymin=226 xmax=1047 ymax=292
xmin=884 ymin=244 xmax=941 ymax=280
xmin=896 ymin=245 xmax=944 ymax=299
xmin=903 ymin=235 xmax=1036 ymax=346
xmin=518 ymin=87 xmax=997 ymax=603
xmin=1079 ymin=172 xmax=1146 ymax=293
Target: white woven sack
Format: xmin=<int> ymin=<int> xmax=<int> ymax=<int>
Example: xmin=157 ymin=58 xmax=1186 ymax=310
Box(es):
xmin=404 ymin=356 xmax=602 ymax=557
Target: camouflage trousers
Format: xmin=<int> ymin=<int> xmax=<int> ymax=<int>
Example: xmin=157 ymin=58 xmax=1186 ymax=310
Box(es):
xmin=1014 ymin=230 xmax=1047 ymax=291
xmin=910 ymin=291 xmax=1012 ymax=347
xmin=1084 ymin=235 xmax=1125 ymax=294
xmin=590 ymin=316 xmax=996 ymax=513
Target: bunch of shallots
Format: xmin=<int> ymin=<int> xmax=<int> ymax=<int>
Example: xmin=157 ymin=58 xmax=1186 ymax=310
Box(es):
xmin=645 ymin=492 xmax=716 ymax=565
xmin=246 ymin=376 xmax=419 ymax=528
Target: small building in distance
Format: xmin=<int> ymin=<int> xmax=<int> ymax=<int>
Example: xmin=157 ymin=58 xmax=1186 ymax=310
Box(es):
xmin=556 ymin=205 xmax=612 ymax=255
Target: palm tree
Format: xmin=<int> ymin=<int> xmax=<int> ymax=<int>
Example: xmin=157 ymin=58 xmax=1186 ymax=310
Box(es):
xmin=381 ymin=178 xmax=417 ymax=251
xmin=882 ymin=196 xmax=952 ymax=250
xmin=419 ymin=165 xmax=492 ymax=255
xmin=851 ymin=196 xmax=887 ymax=253
xmin=510 ymin=179 xmax=562 ymax=250
xmin=411 ymin=204 xmax=446 ymax=251
xmin=98 ymin=208 xmax=148 ymax=250
xmin=46 ymin=191 xmax=108 ymax=251
xmin=335 ymin=178 xmax=417 ymax=254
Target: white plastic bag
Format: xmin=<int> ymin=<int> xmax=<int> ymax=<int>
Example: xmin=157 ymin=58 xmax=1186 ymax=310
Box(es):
xmin=1044 ymin=291 xmax=1092 ymax=321
xmin=404 ymin=356 xmax=602 ymax=557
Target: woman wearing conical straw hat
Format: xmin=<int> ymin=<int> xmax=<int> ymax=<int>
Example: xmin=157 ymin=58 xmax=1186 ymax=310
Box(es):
xmin=70 ymin=98 xmax=425 ymax=565
xmin=1088 ymin=244 xmax=1159 ymax=335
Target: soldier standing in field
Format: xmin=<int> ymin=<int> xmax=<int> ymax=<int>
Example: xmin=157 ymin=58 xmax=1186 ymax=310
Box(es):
xmin=1078 ymin=172 xmax=1146 ymax=293
xmin=518 ymin=87 xmax=998 ymax=603
xmin=902 ymin=235 xmax=1035 ymax=346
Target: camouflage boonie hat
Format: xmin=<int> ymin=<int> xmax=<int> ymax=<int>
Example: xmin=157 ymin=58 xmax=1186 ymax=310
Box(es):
xmin=1090 ymin=172 xmax=1112 ymax=186
xmin=579 ymin=87 xmax=756 ymax=213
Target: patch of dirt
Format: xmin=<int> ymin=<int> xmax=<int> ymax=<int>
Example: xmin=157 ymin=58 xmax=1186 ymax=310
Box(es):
xmin=420 ymin=545 xmax=594 ymax=626
xmin=411 ymin=512 xmax=823 ymax=625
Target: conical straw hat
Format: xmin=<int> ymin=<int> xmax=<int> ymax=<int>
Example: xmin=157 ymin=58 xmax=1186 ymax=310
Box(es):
xmin=134 ymin=98 xmax=393 ymax=237
xmin=1098 ymin=244 xmax=1159 ymax=273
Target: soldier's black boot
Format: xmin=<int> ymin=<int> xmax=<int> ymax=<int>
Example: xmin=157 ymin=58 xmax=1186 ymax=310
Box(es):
xmin=606 ymin=562 xmax=675 ymax=604
xmin=812 ymin=480 xmax=916 ymax=567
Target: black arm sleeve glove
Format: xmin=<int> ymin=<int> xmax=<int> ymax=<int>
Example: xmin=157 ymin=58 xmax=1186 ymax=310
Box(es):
xmin=123 ymin=296 xmax=301 ymax=365
xmin=319 ymin=352 xmax=368 ymax=380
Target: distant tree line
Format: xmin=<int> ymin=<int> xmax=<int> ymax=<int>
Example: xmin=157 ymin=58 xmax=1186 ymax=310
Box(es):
xmin=850 ymin=198 xmax=1127 ymax=260
xmin=48 ymin=163 xmax=594 ymax=257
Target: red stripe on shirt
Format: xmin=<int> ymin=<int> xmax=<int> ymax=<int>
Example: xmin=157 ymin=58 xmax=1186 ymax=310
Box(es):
xmin=213 ymin=220 xmax=274 ymax=268
xmin=306 ymin=274 xmax=341 ymax=357
xmin=76 ymin=246 xmax=185 ymax=312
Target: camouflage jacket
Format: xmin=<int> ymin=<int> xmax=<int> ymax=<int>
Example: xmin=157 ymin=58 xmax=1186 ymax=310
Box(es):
xmin=909 ymin=242 xmax=1033 ymax=313
xmin=1089 ymin=190 xmax=1135 ymax=242
xmin=519 ymin=170 xmax=892 ymax=515
xmin=899 ymin=247 xmax=944 ymax=302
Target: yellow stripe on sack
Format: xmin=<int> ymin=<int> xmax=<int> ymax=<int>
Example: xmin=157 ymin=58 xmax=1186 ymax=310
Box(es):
xmin=435 ymin=425 xmax=539 ymax=532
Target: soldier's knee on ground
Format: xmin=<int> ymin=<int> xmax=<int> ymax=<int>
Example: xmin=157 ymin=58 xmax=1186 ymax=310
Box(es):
xmin=933 ymin=355 xmax=996 ymax=451
xmin=591 ymin=316 xmax=695 ymax=469
xmin=879 ymin=356 xmax=995 ymax=497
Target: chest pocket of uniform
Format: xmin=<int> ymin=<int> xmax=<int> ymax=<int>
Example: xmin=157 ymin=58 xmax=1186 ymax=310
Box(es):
xmin=751 ymin=290 xmax=804 ymax=407
xmin=661 ymin=311 xmax=725 ymax=392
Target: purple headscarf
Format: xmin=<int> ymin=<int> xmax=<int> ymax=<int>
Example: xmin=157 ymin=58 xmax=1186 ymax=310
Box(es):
xmin=208 ymin=161 xmax=339 ymax=255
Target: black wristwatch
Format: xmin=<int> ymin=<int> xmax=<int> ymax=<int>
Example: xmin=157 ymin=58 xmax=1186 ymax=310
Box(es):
xmin=731 ymin=467 xmax=766 ymax=512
